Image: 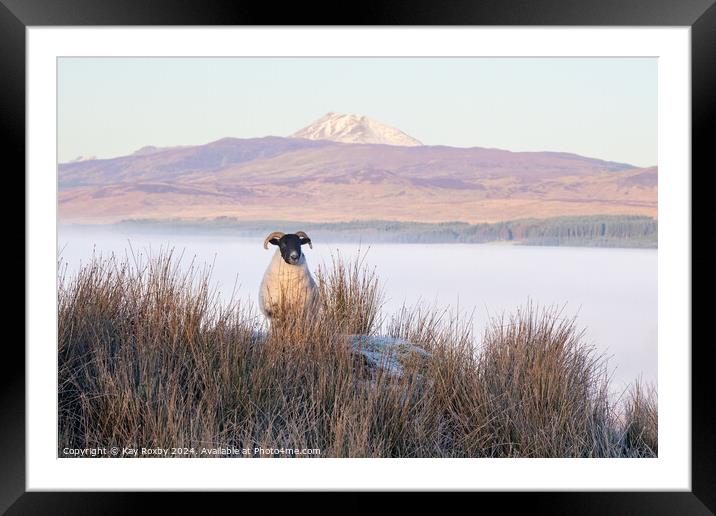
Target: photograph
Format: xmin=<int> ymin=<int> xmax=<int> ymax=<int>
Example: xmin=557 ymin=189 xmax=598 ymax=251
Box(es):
xmin=6 ymin=0 xmax=708 ymax=505
xmin=57 ymin=56 xmax=659 ymax=459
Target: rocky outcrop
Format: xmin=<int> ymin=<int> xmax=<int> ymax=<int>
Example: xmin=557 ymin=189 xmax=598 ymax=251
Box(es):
xmin=348 ymin=334 xmax=430 ymax=378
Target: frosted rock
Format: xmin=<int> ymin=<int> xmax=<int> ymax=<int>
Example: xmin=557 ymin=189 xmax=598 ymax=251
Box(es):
xmin=348 ymin=334 xmax=430 ymax=378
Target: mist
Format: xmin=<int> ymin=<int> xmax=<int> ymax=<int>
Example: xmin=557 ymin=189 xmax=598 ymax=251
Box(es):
xmin=58 ymin=226 xmax=657 ymax=393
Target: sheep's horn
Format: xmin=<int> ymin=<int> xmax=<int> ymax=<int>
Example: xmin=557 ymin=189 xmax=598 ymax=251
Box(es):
xmin=263 ymin=231 xmax=285 ymax=249
xmin=295 ymin=231 xmax=313 ymax=249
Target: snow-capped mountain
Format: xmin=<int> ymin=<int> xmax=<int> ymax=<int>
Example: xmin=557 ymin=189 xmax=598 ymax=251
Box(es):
xmin=290 ymin=112 xmax=423 ymax=147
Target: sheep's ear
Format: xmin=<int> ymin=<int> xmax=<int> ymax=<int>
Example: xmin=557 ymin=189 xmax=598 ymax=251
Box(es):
xmin=295 ymin=231 xmax=312 ymax=249
xmin=263 ymin=231 xmax=285 ymax=249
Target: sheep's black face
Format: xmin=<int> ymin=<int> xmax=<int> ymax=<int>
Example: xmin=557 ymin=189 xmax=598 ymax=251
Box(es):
xmin=269 ymin=234 xmax=311 ymax=265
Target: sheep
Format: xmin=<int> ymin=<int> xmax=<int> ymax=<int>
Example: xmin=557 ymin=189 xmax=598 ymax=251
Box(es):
xmin=259 ymin=231 xmax=319 ymax=324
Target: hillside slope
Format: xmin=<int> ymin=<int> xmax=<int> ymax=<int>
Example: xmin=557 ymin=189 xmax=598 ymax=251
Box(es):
xmin=58 ymin=136 xmax=657 ymax=224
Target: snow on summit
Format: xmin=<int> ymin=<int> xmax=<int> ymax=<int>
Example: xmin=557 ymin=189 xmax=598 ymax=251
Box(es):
xmin=290 ymin=112 xmax=423 ymax=147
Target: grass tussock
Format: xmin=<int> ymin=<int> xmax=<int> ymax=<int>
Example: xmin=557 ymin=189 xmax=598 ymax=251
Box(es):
xmin=621 ymin=380 xmax=658 ymax=456
xmin=58 ymin=250 xmax=657 ymax=458
xmin=315 ymin=251 xmax=383 ymax=335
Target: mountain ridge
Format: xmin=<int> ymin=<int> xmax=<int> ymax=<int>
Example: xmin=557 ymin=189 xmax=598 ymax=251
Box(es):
xmin=58 ymin=113 xmax=656 ymax=224
xmin=58 ymin=135 xmax=657 ymax=225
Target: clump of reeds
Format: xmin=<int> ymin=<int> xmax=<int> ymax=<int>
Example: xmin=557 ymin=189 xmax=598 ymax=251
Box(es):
xmin=475 ymin=305 xmax=615 ymax=457
xmin=315 ymin=250 xmax=383 ymax=336
xmin=58 ymin=249 xmax=657 ymax=458
xmin=620 ymin=380 xmax=658 ymax=456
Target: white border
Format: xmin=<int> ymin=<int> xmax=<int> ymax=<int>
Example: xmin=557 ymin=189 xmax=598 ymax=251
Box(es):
xmin=27 ymin=27 xmax=691 ymax=491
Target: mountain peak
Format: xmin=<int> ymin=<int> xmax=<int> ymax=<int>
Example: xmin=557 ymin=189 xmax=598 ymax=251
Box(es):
xmin=290 ymin=112 xmax=423 ymax=147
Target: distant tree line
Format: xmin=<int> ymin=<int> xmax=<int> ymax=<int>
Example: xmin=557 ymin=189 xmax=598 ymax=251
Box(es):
xmin=116 ymin=215 xmax=657 ymax=248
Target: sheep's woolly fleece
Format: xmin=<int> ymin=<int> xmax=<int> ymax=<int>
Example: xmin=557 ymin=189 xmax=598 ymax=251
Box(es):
xmin=258 ymin=249 xmax=318 ymax=320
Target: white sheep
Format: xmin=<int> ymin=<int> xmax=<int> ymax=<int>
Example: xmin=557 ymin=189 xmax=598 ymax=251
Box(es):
xmin=259 ymin=231 xmax=319 ymax=323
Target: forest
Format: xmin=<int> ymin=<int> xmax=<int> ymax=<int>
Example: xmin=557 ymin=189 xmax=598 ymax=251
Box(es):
xmin=115 ymin=215 xmax=657 ymax=248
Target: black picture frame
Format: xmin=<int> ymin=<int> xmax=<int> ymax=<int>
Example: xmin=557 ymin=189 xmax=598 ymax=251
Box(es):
xmin=4 ymin=0 xmax=712 ymax=512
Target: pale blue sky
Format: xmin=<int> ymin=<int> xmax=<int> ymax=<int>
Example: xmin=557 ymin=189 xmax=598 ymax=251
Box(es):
xmin=58 ymin=57 xmax=657 ymax=167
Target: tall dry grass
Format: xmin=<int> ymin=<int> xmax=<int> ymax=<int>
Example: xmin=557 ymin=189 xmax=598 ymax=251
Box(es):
xmin=58 ymin=250 xmax=657 ymax=458
xmin=620 ymin=380 xmax=658 ymax=456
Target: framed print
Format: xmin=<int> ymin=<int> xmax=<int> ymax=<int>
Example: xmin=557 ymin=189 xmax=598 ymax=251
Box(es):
xmin=5 ymin=0 xmax=713 ymax=511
